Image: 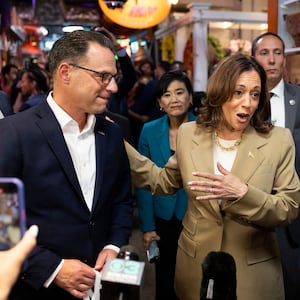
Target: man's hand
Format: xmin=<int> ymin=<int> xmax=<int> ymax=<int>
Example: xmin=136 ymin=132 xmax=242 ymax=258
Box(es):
xmin=54 ymin=259 xmax=95 ymax=299
xmin=94 ymin=248 xmax=118 ymax=271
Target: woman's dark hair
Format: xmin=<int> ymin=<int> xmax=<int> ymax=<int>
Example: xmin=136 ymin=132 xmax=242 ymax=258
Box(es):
xmin=197 ymin=53 xmax=272 ymax=134
xmin=156 ymin=70 xmax=193 ymax=99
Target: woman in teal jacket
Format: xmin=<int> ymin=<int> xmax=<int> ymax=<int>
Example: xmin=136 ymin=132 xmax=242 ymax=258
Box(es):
xmin=136 ymin=70 xmax=196 ymax=300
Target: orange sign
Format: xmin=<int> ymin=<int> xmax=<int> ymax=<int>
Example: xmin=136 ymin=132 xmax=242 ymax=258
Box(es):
xmin=99 ymin=0 xmax=171 ymax=29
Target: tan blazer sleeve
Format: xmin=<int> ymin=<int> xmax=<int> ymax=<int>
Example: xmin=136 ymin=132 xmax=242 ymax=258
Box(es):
xmin=124 ymin=141 xmax=182 ymax=194
xmin=222 ymin=127 xmax=300 ymax=228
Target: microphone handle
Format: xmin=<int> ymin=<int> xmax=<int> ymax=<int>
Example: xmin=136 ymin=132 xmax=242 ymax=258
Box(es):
xmin=118 ymin=291 xmax=124 ymax=300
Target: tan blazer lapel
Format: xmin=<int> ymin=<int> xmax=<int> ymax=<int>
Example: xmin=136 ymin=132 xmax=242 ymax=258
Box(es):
xmin=191 ymin=130 xmax=214 ymax=174
xmin=232 ymin=126 xmax=267 ymax=182
xmin=191 ymin=129 xmax=221 ymax=216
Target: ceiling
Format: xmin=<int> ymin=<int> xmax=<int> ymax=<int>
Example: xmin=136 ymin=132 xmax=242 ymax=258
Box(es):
xmin=11 ymin=0 xmax=189 ymax=38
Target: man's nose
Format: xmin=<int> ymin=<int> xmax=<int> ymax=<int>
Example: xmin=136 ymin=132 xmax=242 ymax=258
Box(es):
xmin=268 ymin=53 xmax=275 ymax=63
xmin=106 ymin=78 xmax=118 ymax=93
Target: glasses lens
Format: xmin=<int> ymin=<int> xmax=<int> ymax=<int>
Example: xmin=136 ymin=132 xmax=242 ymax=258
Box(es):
xmin=101 ymin=73 xmax=112 ymax=84
xmin=115 ymin=75 xmax=121 ymax=83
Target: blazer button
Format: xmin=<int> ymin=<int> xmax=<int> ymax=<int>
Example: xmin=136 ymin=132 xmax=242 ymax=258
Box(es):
xmin=216 ymin=220 xmax=222 ymax=226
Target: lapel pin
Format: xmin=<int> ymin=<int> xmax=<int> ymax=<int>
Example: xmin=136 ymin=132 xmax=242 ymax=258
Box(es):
xmin=289 ymin=99 xmax=296 ymax=106
xmin=248 ymin=151 xmax=254 ymax=158
xmin=98 ymin=131 xmax=105 ymax=136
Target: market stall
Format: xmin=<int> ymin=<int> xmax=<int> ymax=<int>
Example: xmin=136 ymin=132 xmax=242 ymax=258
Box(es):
xmin=154 ymin=3 xmax=267 ymax=91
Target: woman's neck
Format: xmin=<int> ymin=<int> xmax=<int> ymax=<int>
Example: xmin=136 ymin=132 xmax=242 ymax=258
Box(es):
xmin=216 ymin=127 xmax=243 ymax=140
xmin=169 ymin=113 xmax=189 ymax=130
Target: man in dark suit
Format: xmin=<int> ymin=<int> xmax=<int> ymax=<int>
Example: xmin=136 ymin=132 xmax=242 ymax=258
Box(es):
xmin=0 ymin=90 xmax=13 ymax=118
xmin=0 ymin=30 xmax=133 ymax=300
xmin=252 ymin=31 xmax=300 ymax=300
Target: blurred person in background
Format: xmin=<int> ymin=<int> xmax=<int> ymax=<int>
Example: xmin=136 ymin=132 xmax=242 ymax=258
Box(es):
xmin=1 ymin=64 xmax=18 ymax=99
xmin=128 ymin=60 xmax=171 ymax=147
xmin=0 ymin=90 xmax=13 ymax=118
xmin=17 ymin=67 xmax=49 ymax=112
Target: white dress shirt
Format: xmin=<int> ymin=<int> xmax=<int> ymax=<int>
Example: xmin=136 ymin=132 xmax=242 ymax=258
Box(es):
xmin=270 ymin=79 xmax=285 ymax=128
xmin=213 ymin=137 xmax=237 ymax=204
xmin=47 ymin=93 xmax=96 ymax=210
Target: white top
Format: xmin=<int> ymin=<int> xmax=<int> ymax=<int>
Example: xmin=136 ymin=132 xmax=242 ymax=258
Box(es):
xmin=213 ymin=136 xmax=238 ymax=204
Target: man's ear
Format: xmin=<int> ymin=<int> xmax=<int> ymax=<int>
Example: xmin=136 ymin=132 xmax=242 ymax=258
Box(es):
xmin=58 ymin=63 xmax=71 ymax=84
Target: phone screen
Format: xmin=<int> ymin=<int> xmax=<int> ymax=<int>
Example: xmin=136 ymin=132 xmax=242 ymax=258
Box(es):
xmin=0 ymin=178 xmax=26 ymax=250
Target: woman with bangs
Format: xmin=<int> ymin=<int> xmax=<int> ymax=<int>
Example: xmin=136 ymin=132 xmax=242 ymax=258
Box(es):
xmin=126 ymin=54 xmax=300 ymax=300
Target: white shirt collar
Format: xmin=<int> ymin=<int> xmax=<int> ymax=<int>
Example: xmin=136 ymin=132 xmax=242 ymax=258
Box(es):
xmin=270 ymin=78 xmax=284 ymax=98
xmin=46 ymin=92 xmax=95 ymax=134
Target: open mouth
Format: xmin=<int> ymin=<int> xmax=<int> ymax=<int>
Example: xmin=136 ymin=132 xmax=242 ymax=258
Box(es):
xmin=237 ymin=113 xmax=250 ymax=121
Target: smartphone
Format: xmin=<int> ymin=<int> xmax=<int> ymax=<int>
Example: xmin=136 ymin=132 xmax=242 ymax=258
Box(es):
xmin=146 ymin=240 xmax=160 ymax=263
xmin=0 ymin=178 xmax=26 ymax=250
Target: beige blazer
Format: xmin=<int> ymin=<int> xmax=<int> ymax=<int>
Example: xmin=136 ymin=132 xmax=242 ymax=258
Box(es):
xmin=126 ymin=122 xmax=300 ymax=300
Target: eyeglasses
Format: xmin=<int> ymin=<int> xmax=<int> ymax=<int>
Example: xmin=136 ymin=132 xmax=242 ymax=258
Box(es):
xmin=70 ymin=63 xmax=120 ymax=85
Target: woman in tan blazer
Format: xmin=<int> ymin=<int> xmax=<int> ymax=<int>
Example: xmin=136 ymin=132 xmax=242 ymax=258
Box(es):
xmin=125 ymin=54 xmax=300 ymax=300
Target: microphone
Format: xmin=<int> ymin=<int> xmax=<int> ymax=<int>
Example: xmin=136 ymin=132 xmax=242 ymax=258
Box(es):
xmin=117 ymin=245 xmax=140 ymax=261
xmin=200 ymin=251 xmax=237 ymax=300
xmin=100 ymin=245 xmax=145 ymax=300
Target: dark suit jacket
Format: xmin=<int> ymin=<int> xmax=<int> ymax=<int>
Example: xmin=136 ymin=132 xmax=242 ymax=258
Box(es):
xmin=105 ymin=110 xmax=134 ymax=145
xmin=0 ymin=90 xmax=13 ymax=117
xmin=0 ymin=100 xmax=133 ymax=299
xmin=282 ymin=81 xmax=300 ymax=244
xmin=276 ymin=81 xmax=300 ymax=300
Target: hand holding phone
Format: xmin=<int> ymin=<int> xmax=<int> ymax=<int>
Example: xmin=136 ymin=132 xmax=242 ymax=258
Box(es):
xmin=146 ymin=240 xmax=160 ymax=263
xmin=0 ymin=178 xmax=26 ymax=250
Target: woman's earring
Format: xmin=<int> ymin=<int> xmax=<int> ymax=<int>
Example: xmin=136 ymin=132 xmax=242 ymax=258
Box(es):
xmin=160 ymin=107 xmax=164 ymax=111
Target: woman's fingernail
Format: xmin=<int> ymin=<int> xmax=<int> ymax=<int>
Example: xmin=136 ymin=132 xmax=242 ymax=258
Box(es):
xmin=28 ymin=225 xmax=39 ymax=238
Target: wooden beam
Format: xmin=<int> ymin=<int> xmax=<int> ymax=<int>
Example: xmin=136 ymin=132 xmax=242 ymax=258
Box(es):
xmin=268 ymin=0 xmax=278 ymax=33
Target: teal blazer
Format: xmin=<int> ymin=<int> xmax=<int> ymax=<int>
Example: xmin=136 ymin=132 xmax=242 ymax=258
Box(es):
xmin=136 ymin=111 xmax=196 ymax=232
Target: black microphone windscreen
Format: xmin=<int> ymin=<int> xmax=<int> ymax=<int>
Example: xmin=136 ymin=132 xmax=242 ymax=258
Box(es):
xmin=118 ymin=245 xmax=140 ymax=261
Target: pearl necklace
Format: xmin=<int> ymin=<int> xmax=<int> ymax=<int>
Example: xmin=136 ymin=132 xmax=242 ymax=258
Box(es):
xmin=214 ymin=131 xmax=242 ymax=152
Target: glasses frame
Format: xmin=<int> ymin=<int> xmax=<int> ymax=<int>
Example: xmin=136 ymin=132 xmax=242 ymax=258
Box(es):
xmin=70 ymin=63 xmax=120 ymax=85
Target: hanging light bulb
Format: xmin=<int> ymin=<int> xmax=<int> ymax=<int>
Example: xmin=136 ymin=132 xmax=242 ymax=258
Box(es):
xmin=103 ymin=0 xmax=128 ymax=9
